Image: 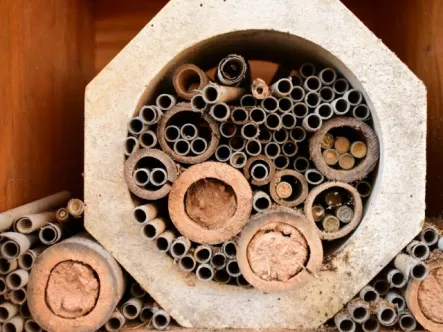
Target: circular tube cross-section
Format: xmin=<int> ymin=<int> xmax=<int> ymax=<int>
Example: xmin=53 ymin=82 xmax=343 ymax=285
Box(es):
xmin=237 ymin=207 xmax=322 ymax=292
xmin=405 ymin=258 xmax=443 ymax=332
xmin=157 ymin=103 xmax=220 ymax=164
xmin=304 ymin=181 xmax=363 ymax=240
xmin=27 ymin=235 xmax=125 ymax=332
xmin=309 ymin=117 xmax=379 ymax=183
xmin=269 ymin=170 xmax=309 ymax=207
xmin=168 ymin=161 xmax=252 ymax=245
xmin=124 ymin=148 xmax=178 ymax=200
xmin=243 ymin=155 xmax=276 ymax=186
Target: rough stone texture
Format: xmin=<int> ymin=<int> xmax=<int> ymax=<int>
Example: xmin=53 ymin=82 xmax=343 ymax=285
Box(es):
xmin=84 ymin=0 xmax=426 ymax=328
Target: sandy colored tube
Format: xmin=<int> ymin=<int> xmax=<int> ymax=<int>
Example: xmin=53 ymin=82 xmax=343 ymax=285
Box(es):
xmin=55 ymin=208 xmax=70 ymax=223
xmin=194 ymin=245 xmax=212 ymax=264
xmin=271 ymin=78 xmax=293 ymax=97
xmin=420 ymin=225 xmax=439 ymax=246
xmin=131 ymin=203 xmax=158 ymax=224
xmin=240 ymin=94 xmax=256 ymax=107
xmin=318 ymin=68 xmax=337 ymax=86
xmin=66 ymin=198 xmax=85 ymax=218
xmin=172 ymin=63 xmax=209 ymax=100
xmin=0 ymin=303 xmax=18 ymax=323
xmin=386 ymin=268 xmax=407 ymax=288
xmin=130 ymin=283 xmax=146 ymax=298
xmin=6 ymin=269 xmax=29 ymax=290
xmin=226 ymin=259 xmax=242 ymax=277
xmin=124 ymin=136 xmax=139 ymax=156
xmin=305 ymin=169 xmax=324 ymax=185
xmin=3 ymin=315 xmax=24 ymax=331
xmin=210 ymin=248 xmax=227 ymax=270
xmin=121 ymin=297 xmax=143 ymax=320
xmin=10 ymin=288 xmax=27 ymax=305
xmin=24 ymin=318 xmax=43 ymax=332
xmin=16 ymin=212 xmax=56 ymax=234
xmin=190 ymin=94 xmax=208 ymax=112
xmin=170 ymin=236 xmax=191 ymax=259
xmin=398 ymin=311 xmax=416 ymax=332
xmin=139 ymin=105 xmax=162 ymax=125
xmin=253 ymin=191 xmax=272 ymax=213
xmin=372 ymin=278 xmax=390 ymax=296
xmin=128 ymin=117 xmax=146 ymax=135
xmin=251 ymin=78 xmax=270 ymax=99
xmin=178 ymin=253 xmax=197 ymax=272
xmin=222 ymin=241 xmax=237 ymax=259
xmin=394 ymin=253 xmax=429 ymax=280
xmin=347 ymin=298 xmax=370 ymax=323
xmin=196 ymin=263 xmax=214 ymax=282
xmin=335 ymin=205 xmax=354 ymax=224
xmin=312 ymin=204 xmax=325 ymax=222
xmin=156 ymin=94 xmax=177 ymax=111
xmin=214 ymin=269 xmax=231 ymax=284
xmin=39 ymin=223 xmax=63 ymax=245
xmin=142 ymin=218 xmax=167 ymax=240
xmin=215 ymin=145 xmax=232 ymax=163
xmin=302 ymin=114 xmax=322 ymax=132
xmin=202 ymin=83 xmax=246 ymax=104
xmin=359 ymin=285 xmax=380 ymax=303
xmin=0 ymin=277 xmax=5 ymax=295
xmin=230 ymin=151 xmax=248 ymax=169
xmin=155 ymin=230 xmax=176 ymax=253
xmin=0 ymin=233 xmax=36 ymax=259
xmin=0 ymin=191 xmax=71 ymax=232
xmin=406 ymin=240 xmax=430 ymax=260
xmin=385 ymin=290 xmax=406 ymax=312
xmin=164 ymin=125 xmax=181 ymax=142
xmin=362 ymin=316 xmax=380 ymax=332
xmin=250 ymin=163 xmax=269 ymax=182
xmin=152 ymin=308 xmax=171 ymax=331
xmin=322 ymin=215 xmax=340 ymax=233
xmin=376 ymin=300 xmax=397 ymax=326
xmin=19 ymin=302 xmax=31 ymax=319
xmin=323 ymin=149 xmax=339 ymax=166
xmin=209 ymin=103 xmax=230 ymax=122
xmin=150 ymin=168 xmax=168 ymax=187
xmin=278 ymin=97 xmax=292 ymax=114
xmin=138 ymin=130 xmax=158 ymax=148
xmin=334 ymin=311 xmax=356 ymax=332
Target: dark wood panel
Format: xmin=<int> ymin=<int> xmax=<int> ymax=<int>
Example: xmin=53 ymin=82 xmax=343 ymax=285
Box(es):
xmin=0 ymin=0 xmax=94 ymax=211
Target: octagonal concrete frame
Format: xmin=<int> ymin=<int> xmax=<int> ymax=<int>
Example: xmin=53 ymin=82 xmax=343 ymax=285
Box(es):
xmin=85 ymin=0 xmax=426 ymax=329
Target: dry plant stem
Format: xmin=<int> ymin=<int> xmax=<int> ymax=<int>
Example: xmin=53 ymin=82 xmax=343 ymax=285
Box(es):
xmin=131 ymin=204 xmax=158 ymax=224
xmin=155 ymin=230 xmax=176 ymax=253
xmin=6 ymin=269 xmax=29 ymax=290
xmin=269 ymin=170 xmax=309 ymax=207
xmin=271 ymin=78 xmax=293 ymax=97
xmin=323 ymin=149 xmax=339 ymax=166
xmin=170 ymin=236 xmax=191 ymax=259
xmin=334 ymin=311 xmax=356 ymax=332
xmin=0 ymin=233 xmax=36 ymax=259
xmin=0 ymin=258 xmax=18 ymax=276
xmin=152 ymin=309 xmax=171 ymax=331
xmin=172 ymin=63 xmax=209 ymax=100
xmin=16 ymin=212 xmax=56 ymax=234
xmin=253 ymin=191 xmax=272 ymax=212
xmin=194 ymin=245 xmax=212 ymax=264
xmin=0 ymin=302 xmax=18 ymax=323
xmin=196 ymin=264 xmax=214 ymax=282
xmin=124 ymin=137 xmax=139 ymax=157
xmin=24 ymin=319 xmax=43 ymax=332
xmin=335 ymin=136 xmax=351 ymax=154
xmin=346 ymin=298 xmax=370 ymax=323
xmin=376 ymin=300 xmax=397 ymax=326
xmin=406 ymin=240 xmax=430 ymax=260
xmin=385 ymin=290 xmax=406 ymax=312
xmin=105 ymin=311 xmax=126 ymax=331
xmin=394 ymin=253 xmax=429 ymax=280
xmin=55 ymin=208 xmax=69 ymax=223
xmin=178 ymin=252 xmax=197 ymax=272
xmin=2 ymin=315 xmax=24 ymax=332
xmin=10 ymin=288 xmax=27 ymax=305
xmin=309 ymin=117 xmax=379 ymax=182
xmin=157 ymin=103 xmax=220 ymax=165
xmin=66 ymin=198 xmax=84 ymax=218
xmin=322 ymin=215 xmax=340 ymax=233
xmin=359 ymin=285 xmax=380 ymax=303
xmin=312 ymin=205 xmax=325 ymax=222
xmin=251 ymin=78 xmax=270 ymax=99
xmin=122 ymin=297 xmax=143 ymax=320
xmin=350 ymin=141 xmax=367 ymax=159
xmin=0 ymin=191 xmax=71 ymax=232
xmin=38 ymin=223 xmax=63 ymax=245
xmin=142 ymin=218 xmax=167 ymax=240
xmin=386 ymin=268 xmax=407 ymax=288
xmin=203 ymin=83 xmax=246 ymax=104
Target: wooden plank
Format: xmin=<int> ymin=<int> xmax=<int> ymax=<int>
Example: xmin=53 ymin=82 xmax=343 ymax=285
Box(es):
xmin=342 ymin=0 xmax=443 ymax=216
xmin=0 ymin=0 xmax=94 ymax=211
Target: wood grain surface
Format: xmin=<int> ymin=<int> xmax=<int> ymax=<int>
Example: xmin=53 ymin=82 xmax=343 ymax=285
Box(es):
xmin=0 ymin=0 xmax=93 ymax=211
xmin=1 ymin=0 xmax=442 ymax=217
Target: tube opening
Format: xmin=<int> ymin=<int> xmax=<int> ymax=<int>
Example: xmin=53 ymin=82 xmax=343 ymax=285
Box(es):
xmin=251 ymin=163 xmax=268 ymax=180
xmin=242 ymin=123 xmax=259 ymax=139
xmin=334 ymin=78 xmax=349 ymax=94
xmin=25 ymin=320 xmax=41 ymax=332
xmin=411 ymin=263 xmax=427 ymax=279
xmin=0 ymin=307 xmax=7 ymax=320
xmin=129 ymin=118 xmax=144 ymax=134
xmin=211 ymin=254 xmax=227 ymax=268
xmin=191 ymin=138 xmax=207 ymax=154
xmin=258 ymin=128 xmax=272 ymax=143
xmin=140 ymin=106 xmax=158 ymax=124
xmin=306 ymin=92 xmax=320 ymax=108
xmin=196 ymin=248 xmax=211 ymax=262
xmin=423 ymin=229 xmax=438 ymax=244
xmin=0 ymin=279 xmax=5 ymax=293
xmin=413 ymin=244 xmax=429 ymax=259
xmin=8 ymin=273 xmax=21 ymax=288
xmin=178 ymin=68 xmax=202 ymax=93
xmin=227 ymin=260 xmax=240 ymax=275
xmin=3 ymin=241 xmax=19 ymax=258
xmin=356 ymin=181 xmax=372 ymax=197
xmin=265 ymin=114 xmax=281 ymax=130
xmin=204 ymin=86 xmax=219 ymax=103
xmin=273 ymin=129 xmax=288 ymax=144
xmin=165 ymin=126 xmax=180 ymax=142
xmin=141 ymin=132 xmax=156 ymax=147
xmin=232 ymin=107 xmax=248 ymax=122
xmin=291 ymin=86 xmax=305 ymax=102
xmin=353 ymin=104 xmax=370 ymax=120
xmin=0 ymin=259 xmax=11 ymax=274
xmin=293 ymin=103 xmax=308 ymax=118
xmin=134 ymin=208 xmax=147 ymax=223
xmin=275 ymin=156 xmax=290 ymax=169
xmin=380 ymin=308 xmax=395 ymax=323
xmin=363 ymin=318 xmax=378 ymax=331
xmin=290 ymin=127 xmax=306 ymax=142
xmin=353 ymin=307 xmax=367 ymax=320
xmin=265 ymin=142 xmax=280 ymax=158
xmin=140 ymin=307 xmax=153 ymax=321
xmin=151 ymin=169 xmax=167 ymax=186
xmin=215 ymin=269 xmax=230 ymax=283
xmin=281 ymin=113 xmax=296 ymax=128
xmin=216 ymin=145 xmax=231 ymax=161
xmin=246 ymin=140 xmax=261 ymax=155
xmin=335 ymin=99 xmax=349 ymax=113
xmin=320 ymin=68 xmax=336 ymax=84
xmin=157 ymin=95 xmax=174 ymax=110
xmin=306 ymin=170 xmax=323 ymax=185
xmin=237 ymin=275 xmax=250 ymax=287
xmin=391 ymin=271 xmax=405 ymax=286
xmin=171 ymin=243 xmax=186 ymax=257
xmin=255 ymin=196 xmax=271 ymax=210
xmin=156 ymin=237 xmax=169 ymax=251
xmin=373 ymin=280 xmax=389 ymax=295
xmin=307 ymin=114 xmax=321 ymax=130
xmin=320 ymin=87 xmax=334 ymax=102
xmin=278 ymin=98 xmax=292 ymax=112
xmin=143 ymin=224 xmax=157 ymax=239
xmin=262 ymin=97 xmax=278 ymax=112
xmin=212 ymin=103 xmax=230 ymax=120
xmin=305 ymin=76 xmax=321 ymax=91
xmin=294 ymin=157 xmax=309 ymax=173
xmin=300 ymin=63 xmax=315 ymax=78
xmin=221 ymin=57 xmax=245 ymax=80
xmin=230 ymin=152 xmax=247 ymax=168
xmin=250 ymin=108 xmax=265 ymax=123
xmin=318 ymin=104 xmax=333 ymax=118
xmin=134 ymin=169 xmax=150 ymax=186
xmin=180 ymin=256 xmax=196 ymax=271
xmin=197 ymin=266 xmax=213 ymax=280
xmin=400 ymin=316 xmax=415 ymax=330
xmin=277 ymin=80 xmax=292 ymax=94
xmin=181 ymin=124 xmax=198 ymax=140
xmin=108 ymin=317 xmax=123 ymax=330
xmin=125 ymin=137 xmax=138 ymax=155
xmin=3 ymin=322 xmax=17 ymax=332
xmin=174 ymin=139 xmax=191 ymax=155
xmin=123 ymin=304 xmax=137 ymax=318
xmin=240 ymin=95 xmax=256 ymax=107
xmin=17 ymin=218 xmax=32 ymax=231
xmin=220 ymin=123 xmax=237 ymax=138
xmin=153 ymin=313 xmax=169 ymax=328
xmin=11 ymin=289 xmax=26 ymax=303
xmin=347 ymin=90 xmax=363 ymax=105
xmin=224 ymin=243 xmax=237 ymax=257
xmin=339 ymin=319 xmax=354 ymax=332
xmin=229 ymin=136 xmax=245 ymax=151
xmin=392 ymin=297 xmax=404 ymax=309
xmin=191 ymin=95 xmax=207 ymax=111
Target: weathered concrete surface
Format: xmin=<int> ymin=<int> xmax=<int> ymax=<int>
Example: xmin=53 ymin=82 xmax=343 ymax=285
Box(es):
xmin=85 ymin=0 xmax=426 ymax=329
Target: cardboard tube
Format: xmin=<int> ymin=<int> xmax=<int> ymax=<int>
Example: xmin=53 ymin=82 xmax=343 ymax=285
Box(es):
xmin=333 ymin=78 xmax=350 ymax=95
xmin=282 ymin=141 xmax=298 ymax=157
xmin=155 ymin=230 xmax=176 ymax=253
xmin=203 ymin=83 xmax=246 ymax=104
xmin=319 ymin=86 xmax=335 ymax=103
xmin=138 ymin=130 xmax=157 ymax=148
xmin=2 ymin=315 xmax=24 ymax=332
xmin=420 ymin=225 xmax=439 ymax=246
xmin=0 ymin=233 xmax=36 ymax=259
xmin=253 ymin=191 xmax=272 ymax=213
xmin=0 ymin=303 xmax=18 ymax=323
xmin=293 ymin=102 xmax=309 ymax=119
xmin=196 ymin=264 xmax=214 ymax=282
xmin=105 ymin=311 xmax=126 ymax=332
xmin=303 ymin=76 xmax=322 ymax=93
xmin=230 ymin=151 xmax=248 ymax=169
xmin=132 ymin=168 xmax=150 ymax=187
xmin=318 ymin=68 xmax=337 ymax=86
xmin=128 ymin=117 xmax=146 ymax=135
xmin=16 ymin=212 xmax=56 ymax=234
xmin=281 ymin=112 xmax=297 ymax=130
xmin=335 ymin=205 xmax=354 ymax=224
xmin=261 ymin=96 xmax=279 ymax=113
xmin=152 ymin=309 xmax=171 ymax=331
xmin=273 ymin=129 xmax=289 ymax=144
xmin=312 ymin=205 xmax=325 ymax=222
xmin=150 ymin=168 xmax=168 ymax=187
xmin=315 ymin=103 xmax=334 ymax=120
xmin=353 ymin=104 xmax=371 ymax=121
xmin=274 ymin=155 xmax=290 ymax=170
xmin=264 ymin=142 xmax=281 ymax=160
xmin=241 ymin=123 xmax=259 ymax=140
xmin=170 ymin=236 xmax=191 ymax=259
xmin=142 ymin=218 xmax=167 ymax=240
xmin=220 ymin=122 xmax=237 ymax=138
xmin=156 ymin=94 xmax=177 ymax=111
xmin=245 ymin=139 xmax=262 ymax=157
xmin=226 ymin=259 xmax=242 ymax=277
xmin=322 ymin=215 xmax=340 ymax=233
xmin=172 ymin=63 xmax=209 ymax=100
xmin=67 ymin=199 xmax=84 ymax=218
xmin=345 ymin=89 xmax=363 ymax=106
xmin=350 ymin=141 xmax=367 ymax=159
xmin=251 ymin=78 xmax=270 ymax=99
xmin=406 ymin=240 xmax=430 ymax=260
xmin=139 ymin=105 xmax=162 ymax=125
xmin=124 ymin=136 xmax=139 ymax=157
xmin=271 ymin=78 xmax=293 ymax=97
xmin=231 ymin=107 xmax=249 ymax=125
xmin=38 ymin=223 xmax=63 ymax=245
xmin=191 ymin=137 xmax=208 ymax=155
xmin=359 ymin=285 xmax=380 ymax=303
xmin=6 ymin=269 xmax=29 ymax=290
xmin=305 ymin=91 xmax=321 ymax=108
xmin=376 ymin=300 xmax=397 ymax=326
xmin=339 ymin=153 xmax=356 ymax=170
xmin=131 ymin=204 xmax=159 ymax=224
xmin=122 ymin=297 xmax=143 ymax=320
xmin=278 ymin=97 xmax=293 ymax=113
xmin=210 ymin=248 xmax=227 ymax=270
xmin=334 ymin=311 xmax=356 ymax=332
xmin=305 ymin=169 xmax=324 ymax=185
xmin=332 ymin=98 xmax=350 ymax=115
xmin=356 ymin=180 xmax=372 ymax=198
xmin=265 ymin=113 xmax=282 ymax=131
xmin=347 ymin=298 xmax=370 ymax=323
xmin=290 ymin=86 xmax=305 ymax=103
xmin=372 ymin=278 xmax=390 ymax=296
xmin=323 ymin=149 xmax=339 ymax=166
xmin=194 ymin=245 xmax=212 ymax=264
xmin=0 ymin=191 xmax=71 ymax=232
xmin=222 ymin=241 xmax=237 ymax=259
xmin=362 ymin=316 xmax=380 ymax=332
xmin=398 ymin=311 xmax=416 ymax=332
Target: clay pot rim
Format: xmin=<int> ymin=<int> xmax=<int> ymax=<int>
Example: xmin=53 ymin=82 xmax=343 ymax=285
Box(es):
xmin=168 ymin=161 xmax=252 ymax=245
xmin=237 ymin=207 xmax=323 ymax=292
xmin=269 ymin=169 xmax=309 ymax=207
xmin=304 ymin=181 xmax=363 ymax=240
xmin=243 ymin=154 xmax=276 ymax=186
xmin=309 ymin=116 xmax=379 ymax=183
xmin=157 ymin=103 xmax=220 ymax=164
xmin=406 ymin=260 xmax=443 ymax=331
xmin=124 ymin=148 xmax=177 ymax=200
xmin=27 ymin=241 xmax=121 ymax=331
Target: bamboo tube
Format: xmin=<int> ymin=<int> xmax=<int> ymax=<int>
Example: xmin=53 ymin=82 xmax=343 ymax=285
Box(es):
xmin=335 ymin=205 xmax=354 ymax=224
xmin=141 ymin=218 xmax=167 ymax=240
xmin=346 ymin=298 xmax=370 ymax=323
xmin=318 ymin=68 xmax=337 ymax=86
xmin=272 ymin=129 xmax=289 ymax=144
xmin=139 ymin=105 xmax=162 ymax=125
xmin=282 ymin=141 xmax=298 ymax=157
xmin=293 ymin=156 xmax=310 ymax=173
xmin=128 ymin=117 xmax=146 ymax=135
xmin=155 ymin=230 xmax=176 ymax=253
xmin=281 ymin=112 xmax=297 ymax=130
xmin=105 ymin=311 xmax=126 ymax=332
xmin=241 ymin=123 xmax=259 ymax=140
xmin=261 ymin=96 xmax=279 ymax=113
xmin=265 ymin=113 xmax=282 ymax=131
xmin=152 ymin=308 xmax=171 ymax=331
xmin=350 ymin=141 xmax=368 ymax=159
xmin=274 ymin=156 xmax=290 ymax=170
xmin=191 ymin=138 xmax=208 ymax=155
xmin=251 ymin=78 xmax=270 ymax=99
xmin=230 ymin=151 xmax=248 ymax=169
xmin=271 ymin=78 xmax=293 ymax=97
xmin=0 ymin=303 xmax=18 ymax=323
xmin=220 ymin=122 xmax=237 ymax=138
xmin=2 ymin=315 xmax=24 ymax=332
xmin=303 ymin=76 xmax=322 ymax=93
xmin=0 ymin=191 xmax=71 ymax=232
xmin=131 ymin=203 xmax=159 ymax=224
xmin=202 ymin=83 xmax=246 ymax=104
xmin=122 ymin=297 xmax=143 ymax=320
xmin=290 ymin=86 xmax=305 ymax=103
xmin=216 ymin=54 xmax=249 ymax=87
xmin=359 ymin=285 xmax=380 ymax=303
xmin=156 ymin=94 xmax=177 ymax=111
xmin=356 ymin=181 xmax=372 ymax=198
xmin=6 ymin=269 xmax=29 ymax=290
xmin=325 ymin=190 xmax=343 ymax=207
xmin=124 ymin=136 xmax=139 ymax=157
xmin=15 ymin=212 xmax=56 ymax=234
xmin=321 ymin=133 xmax=335 ymax=149
xmin=196 ymin=264 xmax=214 ymax=282
xmin=305 ymin=169 xmax=324 ymax=185
xmin=231 ymin=107 xmax=249 ymax=125
xmin=250 ymin=107 xmax=266 ymax=125
xmin=194 ymin=245 xmax=212 ymax=264
xmin=55 ymin=208 xmax=70 ymax=223
xmin=0 ymin=233 xmax=36 ymax=260
xmin=299 ymin=63 xmax=316 ymax=79
xmin=245 ymin=139 xmax=262 ymax=157
xmin=38 ymin=223 xmax=63 ymax=245
xmin=335 ymin=136 xmax=351 ymax=154
xmin=138 ymin=130 xmax=158 ymax=148
xmin=240 ymin=94 xmax=256 ymax=107
xmin=333 ymin=78 xmax=350 ymax=95
xmin=172 ymin=63 xmax=209 ymax=100
xmin=209 ymin=102 xmax=231 ymax=122
xmin=0 ymin=258 xmax=17 ymax=276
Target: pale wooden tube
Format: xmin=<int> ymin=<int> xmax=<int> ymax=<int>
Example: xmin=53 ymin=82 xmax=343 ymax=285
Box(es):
xmin=38 ymin=223 xmax=63 ymax=245
xmin=0 ymin=303 xmax=18 ymax=323
xmin=0 ymin=277 xmax=5 ymax=295
xmin=2 ymin=315 xmax=24 ymax=332
xmin=24 ymin=319 xmax=43 ymax=332
xmin=6 ymin=269 xmax=29 ymax=290
xmin=15 ymin=212 xmax=56 ymax=234
xmin=9 ymin=288 xmax=27 ymax=305
xmin=105 ymin=311 xmax=126 ymax=332
xmin=121 ymin=297 xmax=143 ymax=320
xmin=152 ymin=308 xmax=171 ymax=331
xmin=131 ymin=203 xmax=158 ymax=224
xmin=66 ymin=199 xmax=84 ymax=218
xmin=0 ymin=258 xmax=18 ymax=276
xmin=0 ymin=191 xmax=71 ymax=232
xmin=202 ymin=83 xmax=246 ymax=104
xmin=0 ymin=233 xmax=37 ymax=259
xmin=155 ymin=230 xmax=176 ymax=253
xmin=18 ymin=247 xmax=45 ymax=271
xmin=139 ymin=303 xmax=153 ymax=322
xmin=141 ymin=218 xmax=167 ymax=240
